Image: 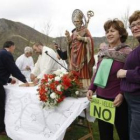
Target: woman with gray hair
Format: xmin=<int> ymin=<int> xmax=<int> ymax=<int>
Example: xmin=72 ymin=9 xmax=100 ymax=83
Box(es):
xmin=16 ymin=46 xmax=34 ymax=82
xmin=117 ymin=10 xmax=140 ymax=140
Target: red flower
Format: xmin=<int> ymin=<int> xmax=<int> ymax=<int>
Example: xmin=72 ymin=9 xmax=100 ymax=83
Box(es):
xmin=54 ymin=81 xmax=59 ymax=85
xmin=40 ymin=94 xmax=47 ymax=102
xmin=49 ymin=82 xmax=56 ymax=91
xmin=41 ymin=79 xmax=48 ymax=83
xmin=56 ymin=91 xmax=63 ymax=95
xmin=44 ymin=74 xmax=48 ymax=80
xmin=72 ymin=71 xmax=80 ymax=78
xmin=48 ymin=74 xmax=55 ymax=79
xmin=62 ymin=75 xmax=72 ymax=89
xmin=39 ymin=85 xmax=46 ymax=94
xmin=57 ymin=96 xmax=65 ymax=103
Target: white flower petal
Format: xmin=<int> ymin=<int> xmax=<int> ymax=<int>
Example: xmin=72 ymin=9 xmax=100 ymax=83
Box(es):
xmin=50 ymin=92 xmax=57 ymax=99
xmin=75 ymin=91 xmax=80 ymax=95
xmin=57 ymin=85 xmax=62 ymax=91
xmin=55 ymin=76 xmax=61 ymax=81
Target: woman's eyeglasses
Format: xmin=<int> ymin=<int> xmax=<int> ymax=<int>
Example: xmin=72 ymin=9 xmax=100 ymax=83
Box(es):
xmin=129 ymin=22 xmax=140 ymax=29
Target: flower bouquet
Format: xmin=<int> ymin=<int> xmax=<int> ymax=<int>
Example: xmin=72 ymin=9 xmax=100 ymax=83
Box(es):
xmin=38 ymin=69 xmax=82 ymax=108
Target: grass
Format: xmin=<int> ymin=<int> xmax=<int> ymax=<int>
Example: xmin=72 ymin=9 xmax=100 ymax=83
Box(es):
xmin=0 ymin=136 xmax=11 ymax=140
xmin=64 ymin=119 xmax=119 ymax=140
xmin=0 ymin=120 xmax=119 ymax=140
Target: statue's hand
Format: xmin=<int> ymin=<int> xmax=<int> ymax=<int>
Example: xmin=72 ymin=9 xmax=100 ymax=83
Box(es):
xmin=76 ymin=34 xmax=82 ymax=41
xmin=65 ymin=30 xmax=70 ymax=38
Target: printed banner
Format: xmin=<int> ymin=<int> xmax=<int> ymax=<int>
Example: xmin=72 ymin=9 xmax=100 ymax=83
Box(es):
xmin=90 ymin=97 xmax=116 ymax=124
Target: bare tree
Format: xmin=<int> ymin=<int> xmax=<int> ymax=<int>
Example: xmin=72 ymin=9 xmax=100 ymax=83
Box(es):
xmin=121 ymin=8 xmax=136 ymax=48
xmin=121 ymin=7 xmax=130 ymax=29
xmin=41 ymin=21 xmax=53 ymax=45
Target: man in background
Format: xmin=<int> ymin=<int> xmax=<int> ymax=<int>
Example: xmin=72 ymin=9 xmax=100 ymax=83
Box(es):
xmin=30 ymin=42 xmax=60 ymax=84
xmin=54 ymin=43 xmax=67 ymax=60
xmin=53 ymin=43 xmax=68 ymax=70
xmin=0 ymin=41 xmax=29 ymax=135
xmin=16 ymin=46 xmax=34 ymax=82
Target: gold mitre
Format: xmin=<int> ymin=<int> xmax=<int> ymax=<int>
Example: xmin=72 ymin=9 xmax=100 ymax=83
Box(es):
xmin=72 ymin=9 xmax=84 ymax=23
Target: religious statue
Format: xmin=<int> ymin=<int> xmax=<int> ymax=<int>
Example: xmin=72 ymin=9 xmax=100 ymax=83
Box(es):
xmin=65 ymin=9 xmax=95 ymax=96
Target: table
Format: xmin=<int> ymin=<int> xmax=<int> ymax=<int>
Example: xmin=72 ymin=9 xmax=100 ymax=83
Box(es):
xmin=4 ymin=85 xmax=95 ymax=140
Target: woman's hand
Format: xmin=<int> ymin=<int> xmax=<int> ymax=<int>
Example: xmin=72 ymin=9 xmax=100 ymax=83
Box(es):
xmin=117 ymin=69 xmax=127 ymax=78
xmin=113 ymin=93 xmax=123 ymax=107
xmin=86 ymin=90 xmax=94 ymax=101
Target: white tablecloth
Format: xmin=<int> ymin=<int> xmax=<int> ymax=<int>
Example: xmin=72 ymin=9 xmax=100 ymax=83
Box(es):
xmin=4 ymin=85 xmax=95 ymax=140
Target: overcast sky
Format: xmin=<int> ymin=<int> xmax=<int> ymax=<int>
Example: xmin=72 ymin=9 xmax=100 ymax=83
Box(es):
xmin=0 ymin=0 xmax=139 ymax=37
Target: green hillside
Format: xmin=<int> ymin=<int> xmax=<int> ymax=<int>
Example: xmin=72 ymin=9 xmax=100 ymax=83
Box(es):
xmin=0 ymin=18 xmax=138 ymax=59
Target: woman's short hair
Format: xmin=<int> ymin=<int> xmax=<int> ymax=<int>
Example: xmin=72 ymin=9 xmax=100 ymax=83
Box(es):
xmin=104 ymin=19 xmax=128 ymax=43
xmin=129 ymin=10 xmax=140 ymax=25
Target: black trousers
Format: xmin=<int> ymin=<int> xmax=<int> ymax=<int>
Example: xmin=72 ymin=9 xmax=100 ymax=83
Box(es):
xmin=0 ymin=84 xmax=5 ymax=133
xmin=97 ymin=95 xmax=129 ymax=140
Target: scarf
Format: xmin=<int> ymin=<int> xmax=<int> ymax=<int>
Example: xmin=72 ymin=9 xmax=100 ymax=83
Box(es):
xmin=100 ymin=44 xmax=130 ymax=63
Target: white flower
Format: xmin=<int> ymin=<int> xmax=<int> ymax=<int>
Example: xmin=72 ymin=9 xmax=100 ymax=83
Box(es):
xmin=48 ymin=78 xmax=52 ymax=82
xmin=75 ymin=91 xmax=80 ymax=95
xmin=50 ymin=92 xmax=57 ymax=99
xmin=63 ymin=71 xmax=68 ymax=74
xmin=60 ymin=73 xmax=64 ymax=77
xmin=60 ymin=68 xmax=68 ymax=74
xmin=55 ymin=76 xmax=61 ymax=81
xmin=57 ymin=85 xmax=62 ymax=91
xmin=53 ymin=69 xmax=62 ymax=76
xmin=62 ymin=70 xmax=68 ymax=75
